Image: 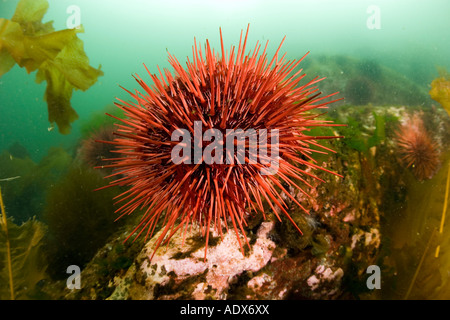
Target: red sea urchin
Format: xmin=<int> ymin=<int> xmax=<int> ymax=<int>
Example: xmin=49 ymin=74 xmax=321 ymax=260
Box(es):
xmin=99 ymin=25 xmax=343 ymax=260
xmin=395 ymin=112 xmax=440 ymax=181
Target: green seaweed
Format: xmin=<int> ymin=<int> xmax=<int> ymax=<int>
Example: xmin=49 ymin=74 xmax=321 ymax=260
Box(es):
xmin=357 ymin=59 xmax=383 ymax=81
xmin=345 ymin=76 xmax=374 ymax=105
xmin=367 ymin=112 xmax=386 ymax=149
xmin=43 ymin=164 xmax=122 ymax=279
xmin=299 ymin=54 xmax=430 ymax=107
xmin=382 ymin=151 xmax=450 ymax=299
xmin=0 ymin=147 xmax=72 ymax=223
xmin=339 ymin=111 xmax=386 ymax=153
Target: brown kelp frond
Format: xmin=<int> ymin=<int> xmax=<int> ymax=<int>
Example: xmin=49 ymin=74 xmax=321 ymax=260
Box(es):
xmin=0 ymin=0 xmax=103 ymax=134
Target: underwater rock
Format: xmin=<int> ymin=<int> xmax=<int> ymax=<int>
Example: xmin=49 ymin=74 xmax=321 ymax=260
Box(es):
xmin=0 ymin=147 xmax=72 ymax=223
xmin=65 ymin=168 xmax=381 ymax=300
xmin=52 ymin=104 xmax=450 ymax=300
xmin=60 ymin=129 xmax=381 ymax=299
xmin=109 ymin=221 xmax=276 ymax=300
xmin=300 ymin=55 xmax=431 ymax=107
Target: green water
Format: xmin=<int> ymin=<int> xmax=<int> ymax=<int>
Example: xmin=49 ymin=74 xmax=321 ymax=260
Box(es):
xmin=1 ymin=0 xmax=450 ymax=301
xmin=1 ymin=0 xmax=449 ymax=160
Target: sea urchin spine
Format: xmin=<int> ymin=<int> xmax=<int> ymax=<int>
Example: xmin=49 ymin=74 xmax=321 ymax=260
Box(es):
xmin=98 ymin=25 xmax=343 ymax=260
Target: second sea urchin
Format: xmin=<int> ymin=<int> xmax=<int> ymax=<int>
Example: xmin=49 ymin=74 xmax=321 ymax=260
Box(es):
xmin=99 ymin=25 xmax=343 ymax=259
xmin=395 ymin=112 xmax=440 ymax=181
